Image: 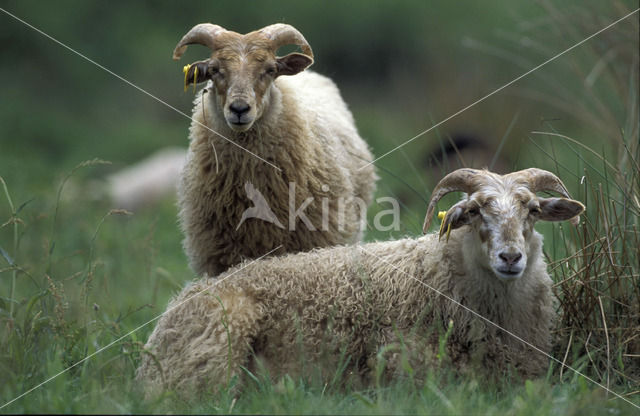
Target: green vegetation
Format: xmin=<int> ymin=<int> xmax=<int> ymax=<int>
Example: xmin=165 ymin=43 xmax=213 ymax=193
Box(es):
xmin=1 ymin=0 xmax=638 ymax=413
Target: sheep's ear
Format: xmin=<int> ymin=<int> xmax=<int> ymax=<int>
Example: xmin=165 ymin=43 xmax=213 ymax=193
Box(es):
xmin=538 ymin=197 xmax=585 ymax=225
xmin=183 ymin=60 xmax=211 ymax=88
xmin=439 ymin=200 xmax=478 ymax=238
xmin=276 ymin=53 xmax=313 ymax=76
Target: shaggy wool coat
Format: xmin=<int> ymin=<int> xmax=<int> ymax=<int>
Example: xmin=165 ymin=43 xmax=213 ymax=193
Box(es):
xmin=179 ymin=70 xmax=377 ymax=276
xmin=137 ymin=226 xmax=556 ymax=396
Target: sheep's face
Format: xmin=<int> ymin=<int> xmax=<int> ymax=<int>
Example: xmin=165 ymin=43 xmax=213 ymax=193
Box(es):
xmin=184 ymin=32 xmax=313 ymax=133
xmin=441 ymin=180 xmax=584 ymax=281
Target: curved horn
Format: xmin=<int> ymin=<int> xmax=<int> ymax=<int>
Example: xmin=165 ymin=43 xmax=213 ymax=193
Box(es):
xmin=423 ymin=168 xmax=484 ymax=234
xmin=514 ymin=168 xmax=581 ymax=225
xmin=173 ymin=23 xmax=227 ymax=60
xmin=259 ymin=23 xmax=314 ymax=58
xmin=514 ymin=168 xmax=572 ymax=197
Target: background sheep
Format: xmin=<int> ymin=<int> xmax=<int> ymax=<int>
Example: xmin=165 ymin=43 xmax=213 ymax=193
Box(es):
xmin=174 ymin=23 xmax=377 ymax=276
xmin=104 ymin=147 xmax=187 ymax=211
xmin=136 ymin=168 xmax=585 ymax=395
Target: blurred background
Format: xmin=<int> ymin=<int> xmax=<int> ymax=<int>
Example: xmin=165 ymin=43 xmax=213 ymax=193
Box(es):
xmin=1 ymin=1 xmax=636 ymax=232
xmin=0 ymin=1 xmax=637 ymax=410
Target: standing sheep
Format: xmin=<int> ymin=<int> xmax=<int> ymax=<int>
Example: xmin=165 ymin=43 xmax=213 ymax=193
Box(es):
xmin=137 ymin=168 xmax=584 ymax=396
xmin=174 ymin=23 xmax=377 ymax=276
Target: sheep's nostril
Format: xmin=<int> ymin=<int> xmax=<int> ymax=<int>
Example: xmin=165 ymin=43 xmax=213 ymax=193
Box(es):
xmin=229 ymin=100 xmax=250 ymax=117
xmin=499 ymin=252 xmax=522 ymax=266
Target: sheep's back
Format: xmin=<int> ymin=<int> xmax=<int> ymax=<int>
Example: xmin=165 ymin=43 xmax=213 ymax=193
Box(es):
xmin=277 ymin=71 xmax=377 ymax=210
xmin=214 ymin=237 xmax=439 ymax=370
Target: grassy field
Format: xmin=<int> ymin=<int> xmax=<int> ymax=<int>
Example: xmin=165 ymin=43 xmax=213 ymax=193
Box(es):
xmin=1 ymin=1 xmax=638 ymax=414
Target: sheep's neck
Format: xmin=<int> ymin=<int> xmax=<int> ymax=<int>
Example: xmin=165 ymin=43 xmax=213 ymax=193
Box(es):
xmin=449 ymin=231 xmax=523 ymax=329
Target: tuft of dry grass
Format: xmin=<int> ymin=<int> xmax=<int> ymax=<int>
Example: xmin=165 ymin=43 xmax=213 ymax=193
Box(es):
xmin=551 ymin=150 xmax=639 ymax=391
xmin=467 ymin=0 xmax=640 ymax=400
xmin=497 ymin=0 xmax=640 ymax=395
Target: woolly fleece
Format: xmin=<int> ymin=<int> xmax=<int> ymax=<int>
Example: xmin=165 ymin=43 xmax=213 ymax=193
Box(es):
xmin=178 ymin=70 xmax=377 ymax=276
xmin=137 ymin=226 xmax=556 ymax=396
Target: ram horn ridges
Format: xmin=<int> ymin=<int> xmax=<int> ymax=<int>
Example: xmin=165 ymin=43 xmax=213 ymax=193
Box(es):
xmin=513 ymin=168 xmax=571 ymax=197
xmin=423 ymin=168 xmax=484 ymax=233
xmin=513 ymin=168 xmax=580 ymax=225
xmin=258 ymin=23 xmax=314 ymax=59
xmin=173 ymin=23 xmax=227 ymax=60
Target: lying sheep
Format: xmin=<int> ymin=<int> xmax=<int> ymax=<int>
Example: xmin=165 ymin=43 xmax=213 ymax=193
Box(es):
xmin=137 ymin=168 xmax=584 ymax=395
xmin=174 ymin=23 xmax=377 ymax=276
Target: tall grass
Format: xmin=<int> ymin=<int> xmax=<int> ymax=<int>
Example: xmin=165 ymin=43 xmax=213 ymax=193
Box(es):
xmin=0 ymin=162 xmax=181 ymax=413
xmin=462 ymin=0 xmax=638 ymax=396
xmin=547 ymin=129 xmax=639 ymax=393
xmin=519 ymin=0 xmax=639 ymax=394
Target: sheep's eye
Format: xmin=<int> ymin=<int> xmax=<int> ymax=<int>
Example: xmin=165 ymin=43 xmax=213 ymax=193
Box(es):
xmin=529 ymin=205 xmax=541 ymax=215
xmin=209 ymin=66 xmax=221 ymax=77
xmin=467 ymin=206 xmax=480 ymax=216
xmin=265 ymin=66 xmax=277 ymax=76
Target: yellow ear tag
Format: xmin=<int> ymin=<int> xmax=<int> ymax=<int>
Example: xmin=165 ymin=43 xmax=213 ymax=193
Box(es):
xmin=192 ymin=65 xmax=198 ymax=93
xmin=438 ymin=210 xmax=452 ymax=242
xmin=183 ymin=64 xmax=191 ymax=92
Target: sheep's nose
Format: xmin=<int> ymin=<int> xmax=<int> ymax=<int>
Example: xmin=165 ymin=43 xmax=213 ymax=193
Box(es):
xmin=499 ymin=251 xmax=522 ymax=266
xmin=229 ymin=100 xmax=250 ymax=116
